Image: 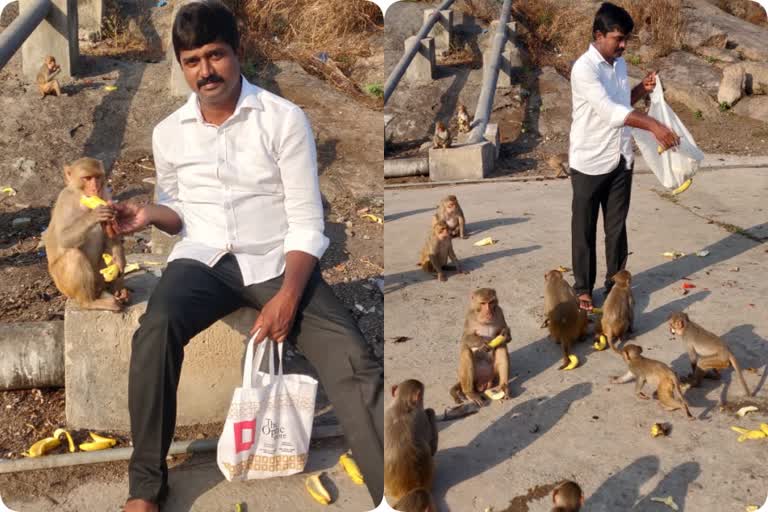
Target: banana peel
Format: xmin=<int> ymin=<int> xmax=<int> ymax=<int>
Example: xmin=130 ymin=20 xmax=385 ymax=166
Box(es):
xmin=671 ymin=178 xmax=692 ymax=195
xmin=731 ymin=426 xmax=751 ymax=435
xmin=650 ymin=496 xmax=679 ymax=511
xmin=487 ymin=334 xmax=506 ymax=349
xmin=339 ymin=452 xmax=364 ymax=485
xmin=473 ymin=237 xmax=496 ymax=247
xmin=305 ymin=473 xmax=332 ymax=505
xmin=54 ymin=428 xmax=75 ymax=453
xmin=761 ymin=423 xmax=768 ymax=435
xmin=123 ymin=262 xmax=141 ymax=274
xmin=590 ymin=307 xmax=603 ymax=315
xmin=737 ymin=430 xmax=767 ymax=442
xmin=100 ymin=253 xmax=119 ymax=283
xmin=736 ymin=406 xmax=759 ymax=417
xmin=593 ymin=335 xmax=608 ymax=351
xmin=24 ymin=436 xmax=60 ymax=457
xmin=360 ymin=213 xmax=383 ymax=224
xmin=80 ymin=195 xmax=108 ymax=209
xmin=562 ymin=354 xmax=579 ymax=371
xmin=651 ymin=423 xmax=669 ymax=438
xmin=79 ymin=432 xmax=117 ymax=451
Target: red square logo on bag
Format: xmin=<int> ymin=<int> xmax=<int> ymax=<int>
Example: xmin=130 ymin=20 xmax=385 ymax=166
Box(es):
xmin=233 ymin=420 xmax=256 ymax=453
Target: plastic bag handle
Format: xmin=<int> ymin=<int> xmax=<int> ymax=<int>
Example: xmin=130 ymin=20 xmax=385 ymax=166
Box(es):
xmin=242 ymin=329 xmax=285 ymax=389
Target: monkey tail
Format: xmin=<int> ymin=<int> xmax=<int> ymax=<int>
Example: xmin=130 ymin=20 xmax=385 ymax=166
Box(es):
xmin=729 ymin=355 xmax=753 ymax=396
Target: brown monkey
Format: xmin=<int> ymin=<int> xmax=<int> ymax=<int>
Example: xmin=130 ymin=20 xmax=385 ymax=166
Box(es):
xmin=384 ymin=379 xmax=438 ymax=504
xmin=456 ymin=104 xmax=471 ymax=134
xmin=417 ymin=220 xmax=464 ymax=281
xmin=547 ymin=153 xmax=569 ymax=178
xmin=601 ymin=270 xmax=635 ymax=352
xmin=433 ymin=121 xmax=452 ymax=149
xmin=544 ymin=270 xmax=588 ymax=370
xmin=36 ymin=56 xmax=62 ymax=98
xmin=43 ymin=158 xmax=129 ymax=311
xmin=668 ymin=312 xmax=752 ymax=396
xmin=449 ymin=288 xmax=511 ymax=405
xmin=432 ymin=195 xmax=466 ymax=239
xmin=611 ymin=344 xmax=694 ymax=419
xmin=393 ymin=488 xmax=436 ymax=512
xmin=551 ymin=480 xmax=584 ymax=512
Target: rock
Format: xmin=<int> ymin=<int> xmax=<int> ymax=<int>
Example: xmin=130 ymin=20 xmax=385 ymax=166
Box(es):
xmin=658 ymin=51 xmax=722 ymax=98
xmin=681 ymin=12 xmax=728 ymax=49
xmin=717 ymin=64 xmax=745 ymax=106
xmin=684 ymin=0 xmax=768 ymax=62
xmin=742 ymin=62 xmax=768 ymax=96
xmin=731 ymin=96 xmax=768 ymax=124
xmin=693 ymin=46 xmax=740 ymax=65
xmin=663 ymin=81 xmax=719 ymax=117
xmin=11 ymin=217 xmax=32 ymax=228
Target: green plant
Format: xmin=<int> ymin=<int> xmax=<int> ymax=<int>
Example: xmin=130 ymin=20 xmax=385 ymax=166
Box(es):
xmin=705 ymin=55 xmax=717 ymax=64
xmin=719 ymin=101 xmax=731 ymax=112
xmin=627 ymin=54 xmax=641 ymax=66
xmin=242 ymin=61 xmax=259 ymax=79
xmin=364 ymin=83 xmax=383 ymax=98
xmin=694 ymin=110 xmax=703 ymax=119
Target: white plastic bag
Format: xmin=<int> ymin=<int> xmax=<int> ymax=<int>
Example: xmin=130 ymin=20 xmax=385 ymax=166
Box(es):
xmin=632 ymin=76 xmax=705 ymax=189
xmin=217 ymin=332 xmax=318 ymax=481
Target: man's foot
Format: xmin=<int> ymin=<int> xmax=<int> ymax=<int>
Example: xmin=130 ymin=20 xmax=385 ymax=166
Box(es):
xmin=577 ymin=294 xmax=593 ymax=312
xmin=124 ymin=498 xmax=159 ymax=512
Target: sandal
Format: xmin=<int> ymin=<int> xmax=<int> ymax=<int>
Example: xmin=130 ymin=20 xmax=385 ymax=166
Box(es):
xmin=578 ymin=294 xmax=593 ymax=312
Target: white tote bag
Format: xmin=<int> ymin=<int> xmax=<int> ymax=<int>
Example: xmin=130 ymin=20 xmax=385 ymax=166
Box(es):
xmin=632 ymin=76 xmax=705 ymax=189
xmin=217 ymin=332 xmax=318 ymax=481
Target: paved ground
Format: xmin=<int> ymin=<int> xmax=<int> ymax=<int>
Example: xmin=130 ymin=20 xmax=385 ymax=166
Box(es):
xmin=384 ymin=159 xmax=768 ymax=511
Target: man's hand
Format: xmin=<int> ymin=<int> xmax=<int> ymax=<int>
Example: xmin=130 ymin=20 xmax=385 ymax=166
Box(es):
xmin=642 ymin=71 xmax=657 ymax=93
xmin=652 ymin=121 xmax=681 ymax=150
xmin=250 ymin=290 xmax=300 ymax=343
xmin=113 ymin=201 xmax=149 ymax=235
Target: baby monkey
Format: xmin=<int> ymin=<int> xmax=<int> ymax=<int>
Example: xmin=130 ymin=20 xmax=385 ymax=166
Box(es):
xmin=433 ymin=121 xmax=452 ymax=149
xmin=612 ymin=344 xmax=694 ymax=419
xmin=417 ymin=220 xmax=464 ymax=281
xmin=36 ymin=55 xmax=62 ymax=98
xmin=551 ymin=480 xmax=583 ymax=512
xmin=668 ymin=311 xmax=752 ymax=397
xmin=456 ymin=104 xmax=471 ymax=134
xmin=432 ymin=195 xmax=466 ymax=239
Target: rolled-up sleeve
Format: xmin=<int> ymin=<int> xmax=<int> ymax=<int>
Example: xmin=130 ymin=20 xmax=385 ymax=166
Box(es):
xmin=572 ymin=62 xmax=632 ymax=128
xmin=152 ymin=126 xmax=185 ymax=224
xmin=277 ymin=107 xmax=330 ymax=259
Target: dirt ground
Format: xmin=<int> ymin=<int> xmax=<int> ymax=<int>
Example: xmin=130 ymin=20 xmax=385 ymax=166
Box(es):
xmin=0 ymin=0 xmax=384 ymax=497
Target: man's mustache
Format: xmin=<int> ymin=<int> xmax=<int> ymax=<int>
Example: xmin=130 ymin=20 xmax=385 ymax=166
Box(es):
xmin=197 ymin=75 xmax=224 ymax=88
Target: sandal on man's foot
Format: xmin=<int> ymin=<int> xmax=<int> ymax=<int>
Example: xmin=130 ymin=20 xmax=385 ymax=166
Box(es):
xmin=578 ymin=295 xmax=593 ymax=312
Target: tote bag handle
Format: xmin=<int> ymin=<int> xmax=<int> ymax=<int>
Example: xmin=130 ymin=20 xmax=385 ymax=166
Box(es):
xmin=242 ymin=329 xmax=285 ymax=389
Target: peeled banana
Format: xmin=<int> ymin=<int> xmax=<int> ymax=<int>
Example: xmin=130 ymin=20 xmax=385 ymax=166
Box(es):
xmin=473 ymin=237 xmax=496 ymax=247
xmin=80 ymin=195 xmax=108 ymax=209
xmin=339 ymin=452 xmax=364 ymax=485
xmin=593 ymin=335 xmax=608 ymax=351
xmin=562 ymin=354 xmax=579 ymax=371
xmin=484 ymin=388 xmax=505 ymax=400
xmin=79 ymin=432 xmax=117 ymax=451
xmin=54 ymin=428 xmax=75 ymax=453
xmin=671 ymin=178 xmax=692 ymax=195
xmin=100 ymin=253 xmax=120 ymax=283
xmin=24 ymin=436 xmax=60 ymax=457
xmin=305 ymin=473 xmax=331 ymax=505
xmin=487 ymin=334 xmax=506 ymax=349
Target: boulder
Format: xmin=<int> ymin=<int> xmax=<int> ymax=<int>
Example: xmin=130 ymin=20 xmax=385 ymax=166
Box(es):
xmin=732 ymin=96 xmax=768 ymax=124
xmin=693 ymin=46 xmax=740 ymax=65
xmin=717 ymin=64 xmax=745 ymax=106
xmin=684 ymin=0 xmax=768 ymax=62
xmin=742 ymin=62 xmax=768 ymax=96
xmin=657 ymin=51 xmax=722 ymax=98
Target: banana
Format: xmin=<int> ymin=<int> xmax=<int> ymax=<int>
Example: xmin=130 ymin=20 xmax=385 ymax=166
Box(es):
xmin=593 ymin=335 xmax=607 ymax=351
xmin=24 ymin=436 xmax=60 ymax=457
xmin=650 ymin=423 xmax=668 ymax=437
xmin=746 ymin=506 xmax=759 ymax=512
xmin=650 ymin=496 xmax=679 ymax=511
xmin=562 ymin=354 xmax=579 ymax=371
xmin=339 ymin=452 xmax=364 ymax=485
xmin=100 ymin=253 xmax=120 ymax=283
xmin=473 ymin=237 xmax=495 ymax=247
xmin=739 ymin=430 xmax=767 ymax=441
xmin=487 ymin=334 xmax=506 ymax=349
xmin=731 ymin=426 xmax=750 ymax=434
xmin=79 ymin=432 xmax=117 ymax=451
xmin=760 ymin=423 xmax=768 ymax=435
xmin=590 ymin=307 xmax=602 ymax=315
xmin=671 ymin=178 xmax=692 ymax=195
xmin=53 ymin=428 xmax=75 ymax=453
xmin=80 ymin=195 xmax=108 ymax=209
xmin=360 ymin=213 xmax=383 ymax=224
xmin=88 ymin=432 xmax=117 ymax=446
xmin=305 ymin=473 xmax=331 ymax=505
xmin=484 ymin=388 xmax=505 ymax=400
xmin=736 ymin=406 xmax=759 ymax=417
xmin=657 ymin=145 xmax=664 ymax=155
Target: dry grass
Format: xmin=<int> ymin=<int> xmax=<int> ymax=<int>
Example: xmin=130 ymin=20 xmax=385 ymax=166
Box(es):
xmin=84 ymin=0 xmax=160 ymax=61
xmin=455 ymin=0 xmax=501 ymax=24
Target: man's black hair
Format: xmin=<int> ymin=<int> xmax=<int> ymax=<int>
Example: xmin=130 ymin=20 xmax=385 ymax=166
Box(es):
xmin=592 ymin=2 xmax=634 ymax=39
xmin=172 ymin=0 xmax=239 ymax=61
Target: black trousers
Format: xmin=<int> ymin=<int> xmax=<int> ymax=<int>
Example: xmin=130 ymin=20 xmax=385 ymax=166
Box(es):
xmin=128 ymin=254 xmax=384 ymax=505
xmin=570 ymin=157 xmax=633 ymax=297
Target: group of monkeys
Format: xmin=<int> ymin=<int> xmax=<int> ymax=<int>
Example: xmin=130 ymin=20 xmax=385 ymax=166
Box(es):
xmin=387 ymin=194 xmax=757 ymax=511
xmin=432 ymin=104 xmax=472 ymax=150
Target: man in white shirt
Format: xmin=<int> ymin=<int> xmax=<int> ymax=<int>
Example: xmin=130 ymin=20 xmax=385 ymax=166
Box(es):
xmin=114 ymin=3 xmax=383 ymax=510
xmin=569 ymin=2 xmax=680 ymax=311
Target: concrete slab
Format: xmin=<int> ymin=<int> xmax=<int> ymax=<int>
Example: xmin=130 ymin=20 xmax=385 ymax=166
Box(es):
xmin=168 ymin=1 xmax=192 ymax=97
xmin=429 ymin=141 xmax=495 ymax=181
xmin=384 ymin=168 xmax=768 ymax=511
xmin=403 ymin=36 xmax=435 ymax=84
xmin=0 ymin=321 xmax=63 ymax=390
xmin=423 ymin=9 xmax=453 ymax=53
xmin=20 ymin=0 xmax=79 ymax=81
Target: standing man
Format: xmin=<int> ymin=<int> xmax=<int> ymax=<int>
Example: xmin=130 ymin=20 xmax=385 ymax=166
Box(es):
xmin=114 ymin=2 xmax=383 ymax=510
xmin=569 ymin=2 xmax=680 ymax=311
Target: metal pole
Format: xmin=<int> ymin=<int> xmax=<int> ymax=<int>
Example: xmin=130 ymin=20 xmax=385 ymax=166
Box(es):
xmin=383 ymin=0 xmax=456 ymax=104
xmin=0 ymin=0 xmax=51 ymax=71
xmin=467 ymin=0 xmax=512 ymax=144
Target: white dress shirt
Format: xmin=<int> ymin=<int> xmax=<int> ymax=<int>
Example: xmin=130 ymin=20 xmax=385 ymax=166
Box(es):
xmin=569 ymin=44 xmax=634 ymax=175
xmin=152 ymin=76 xmax=329 ymax=286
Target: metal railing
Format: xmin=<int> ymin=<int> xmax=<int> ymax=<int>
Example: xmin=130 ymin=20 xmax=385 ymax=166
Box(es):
xmin=383 ymin=0 xmax=455 ymax=104
xmin=0 ymin=0 xmax=51 ymax=70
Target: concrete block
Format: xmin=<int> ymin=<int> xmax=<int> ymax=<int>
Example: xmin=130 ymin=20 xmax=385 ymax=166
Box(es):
xmin=65 ymin=268 xmax=259 ymax=430
xmin=169 ymin=1 xmax=192 ymax=97
xmin=21 ymin=0 xmax=79 ymax=81
xmin=429 ymin=141 xmax=495 ymax=181
xmin=423 ymin=9 xmax=453 ymax=52
xmin=404 ymin=36 xmax=435 ymax=83
xmin=77 ymin=0 xmax=103 ymax=35
xmin=0 ymin=321 xmax=63 ymax=390
xmin=485 ymin=123 xmax=500 ymax=160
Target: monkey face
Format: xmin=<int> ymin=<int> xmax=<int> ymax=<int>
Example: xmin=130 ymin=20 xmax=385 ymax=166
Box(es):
xmin=475 ymin=298 xmax=497 ymax=322
xmin=81 ymin=173 xmax=104 ymax=197
xmin=444 ymin=201 xmax=456 ymax=213
xmin=178 ymin=41 xmax=241 ymax=106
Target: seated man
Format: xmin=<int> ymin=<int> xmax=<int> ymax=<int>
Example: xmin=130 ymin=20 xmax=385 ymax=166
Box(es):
xmin=114 ymin=2 xmax=383 ymax=510
xmin=36 ymin=55 xmax=62 ymax=98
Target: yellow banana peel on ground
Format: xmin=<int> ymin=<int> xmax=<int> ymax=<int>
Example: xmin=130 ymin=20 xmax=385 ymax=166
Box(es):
xmin=736 ymin=406 xmax=759 ymax=417
xmin=339 ymin=452 xmax=364 ymax=485
xmin=651 ymin=496 xmax=679 ymax=510
xmin=473 ymin=237 xmax=496 ymax=247
xmin=79 ymin=432 xmax=117 ymax=451
xmin=54 ymin=428 xmax=75 ymax=453
xmin=123 ymin=262 xmax=141 ymax=274
xmin=305 ymin=473 xmax=331 ymax=505
xmin=360 ymin=213 xmax=383 ymax=224
xmin=593 ymin=335 xmax=607 ymax=351
xmin=24 ymin=436 xmax=60 ymax=457
xmin=562 ymin=354 xmax=579 ymax=371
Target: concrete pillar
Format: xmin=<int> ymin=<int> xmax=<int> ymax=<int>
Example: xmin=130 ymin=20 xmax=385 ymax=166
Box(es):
xmin=77 ymin=0 xmax=103 ymax=36
xmin=483 ymin=21 xmax=521 ymax=88
xmin=404 ymin=36 xmax=435 ymax=83
xmin=485 ymin=123 xmax=500 ymax=160
xmin=20 ymin=0 xmax=79 ymax=81
xmin=169 ymin=0 xmax=192 ymax=96
xmin=423 ymin=9 xmax=453 ymax=53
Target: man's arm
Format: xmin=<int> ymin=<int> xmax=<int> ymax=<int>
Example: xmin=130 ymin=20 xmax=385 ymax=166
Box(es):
xmin=630 ymin=71 xmax=655 ymax=105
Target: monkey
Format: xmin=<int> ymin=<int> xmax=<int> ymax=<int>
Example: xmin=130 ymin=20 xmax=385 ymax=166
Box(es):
xmin=547 ymin=153 xmax=569 ymax=178
xmin=456 ymin=104 xmax=471 ymax=134
xmin=544 ymin=270 xmax=588 ymax=370
xmin=36 ymin=56 xmax=62 ymax=98
xmin=601 ymin=269 xmax=635 ymax=353
xmin=432 ymin=195 xmax=466 ymax=239
xmin=42 ymin=157 xmax=129 ymax=311
xmin=449 ymin=288 xmax=511 ymax=406
xmin=393 ymin=488 xmax=436 ymax=512
xmin=417 ymin=220 xmax=464 ymax=282
xmin=668 ymin=311 xmax=752 ymax=397
xmin=384 ymin=379 xmax=438 ymax=505
xmin=551 ymin=480 xmax=584 ymax=512
xmin=611 ymin=344 xmax=694 ymax=419
xmin=433 ymin=121 xmax=452 ymax=149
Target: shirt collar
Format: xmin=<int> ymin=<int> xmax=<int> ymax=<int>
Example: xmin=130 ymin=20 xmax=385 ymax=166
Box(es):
xmin=588 ymin=43 xmax=615 ymax=67
xmin=179 ymin=75 xmax=264 ymax=123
